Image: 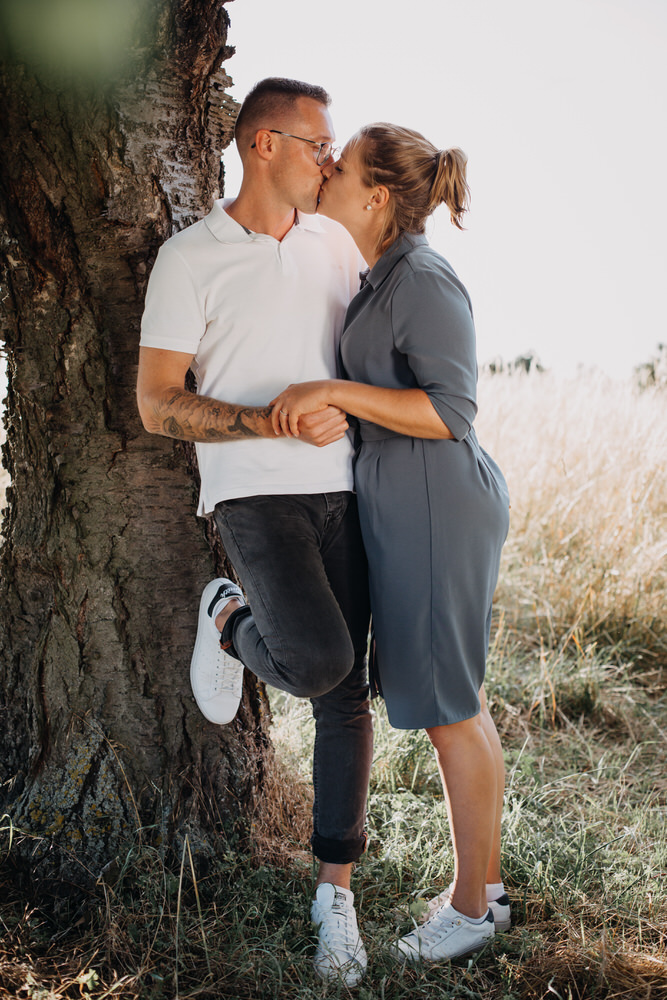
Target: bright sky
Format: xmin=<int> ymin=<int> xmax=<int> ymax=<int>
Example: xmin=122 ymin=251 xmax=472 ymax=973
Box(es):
xmin=222 ymin=0 xmax=667 ymax=378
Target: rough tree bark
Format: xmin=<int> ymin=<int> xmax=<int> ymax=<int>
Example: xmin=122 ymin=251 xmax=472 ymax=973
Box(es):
xmin=0 ymin=0 xmax=271 ymax=900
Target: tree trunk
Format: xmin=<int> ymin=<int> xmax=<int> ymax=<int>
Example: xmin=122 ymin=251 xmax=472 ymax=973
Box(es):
xmin=0 ymin=0 xmax=271 ymax=903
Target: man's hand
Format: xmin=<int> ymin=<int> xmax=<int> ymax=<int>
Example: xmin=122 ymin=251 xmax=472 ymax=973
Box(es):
xmin=298 ymin=406 xmax=349 ymax=447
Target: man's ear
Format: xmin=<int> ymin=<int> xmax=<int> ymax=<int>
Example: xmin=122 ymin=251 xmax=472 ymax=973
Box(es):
xmin=251 ymin=129 xmax=276 ymax=160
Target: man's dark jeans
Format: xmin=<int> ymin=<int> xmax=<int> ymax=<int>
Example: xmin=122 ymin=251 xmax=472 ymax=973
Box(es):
xmin=214 ymin=491 xmax=372 ymax=865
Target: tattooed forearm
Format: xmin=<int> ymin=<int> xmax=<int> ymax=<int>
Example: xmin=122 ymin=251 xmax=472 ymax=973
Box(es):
xmin=153 ymin=390 xmax=275 ymax=442
xmin=224 ymin=406 xmax=275 ymax=439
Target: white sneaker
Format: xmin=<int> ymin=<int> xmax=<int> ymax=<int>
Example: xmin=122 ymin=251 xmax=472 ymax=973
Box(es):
xmin=421 ymin=884 xmax=511 ymax=931
xmin=393 ymin=902 xmax=494 ymax=965
xmin=190 ymin=579 xmax=245 ymax=725
xmin=311 ymin=883 xmax=367 ymax=986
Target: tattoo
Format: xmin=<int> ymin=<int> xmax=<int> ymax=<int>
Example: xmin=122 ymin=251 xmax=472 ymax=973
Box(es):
xmin=155 ymin=390 xmax=274 ymax=442
xmin=226 ymin=406 xmax=274 ymax=438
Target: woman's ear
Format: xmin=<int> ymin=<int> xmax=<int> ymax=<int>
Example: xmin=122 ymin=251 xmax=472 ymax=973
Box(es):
xmin=371 ymin=185 xmax=390 ymax=209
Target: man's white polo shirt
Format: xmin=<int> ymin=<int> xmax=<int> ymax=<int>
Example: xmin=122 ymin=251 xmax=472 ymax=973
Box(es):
xmin=140 ymin=199 xmax=361 ymax=513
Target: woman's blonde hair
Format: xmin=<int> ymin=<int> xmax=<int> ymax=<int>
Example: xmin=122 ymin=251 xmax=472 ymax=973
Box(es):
xmin=348 ymin=123 xmax=470 ymax=253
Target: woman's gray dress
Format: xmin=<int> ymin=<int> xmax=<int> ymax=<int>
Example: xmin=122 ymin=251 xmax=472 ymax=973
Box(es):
xmin=341 ymin=234 xmax=510 ymax=730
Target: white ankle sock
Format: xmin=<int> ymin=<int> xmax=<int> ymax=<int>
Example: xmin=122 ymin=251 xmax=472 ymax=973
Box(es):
xmin=211 ymin=595 xmax=242 ymax=627
xmin=486 ymin=882 xmax=505 ymax=900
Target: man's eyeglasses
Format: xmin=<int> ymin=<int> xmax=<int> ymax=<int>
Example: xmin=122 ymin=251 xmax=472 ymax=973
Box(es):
xmin=251 ymin=130 xmax=340 ymax=166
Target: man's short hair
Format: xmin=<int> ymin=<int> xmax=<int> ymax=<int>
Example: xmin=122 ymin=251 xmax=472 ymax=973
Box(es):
xmin=234 ymin=77 xmax=331 ymax=153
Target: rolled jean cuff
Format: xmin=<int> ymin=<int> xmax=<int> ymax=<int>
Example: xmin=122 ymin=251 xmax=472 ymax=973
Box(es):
xmin=221 ymin=604 xmax=252 ymax=659
xmin=311 ymin=831 xmax=368 ymax=865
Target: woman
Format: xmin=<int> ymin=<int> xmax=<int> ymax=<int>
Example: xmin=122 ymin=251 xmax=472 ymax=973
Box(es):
xmin=270 ymin=124 xmax=510 ymax=964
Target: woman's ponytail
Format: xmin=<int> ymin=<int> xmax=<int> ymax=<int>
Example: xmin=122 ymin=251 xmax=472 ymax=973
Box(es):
xmin=428 ymin=148 xmax=470 ymax=230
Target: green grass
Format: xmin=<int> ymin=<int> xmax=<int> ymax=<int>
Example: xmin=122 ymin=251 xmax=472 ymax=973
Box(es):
xmin=1 ymin=645 xmax=666 ymax=998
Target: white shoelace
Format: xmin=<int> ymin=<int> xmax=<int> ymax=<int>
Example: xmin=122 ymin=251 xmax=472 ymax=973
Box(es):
xmin=317 ymin=902 xmax=358 ymax=957
xmin=409 ymin=905 xmax=461 ymax=944
xmin=212 ymin=647 xmax=243 ymax=696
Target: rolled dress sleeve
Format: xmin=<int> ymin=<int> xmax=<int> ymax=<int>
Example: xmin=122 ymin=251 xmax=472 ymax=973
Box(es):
xmin=140 ymin=243 xmax=206 ymax=355
xmin=391 ymin=267 xmax=478 ymax=440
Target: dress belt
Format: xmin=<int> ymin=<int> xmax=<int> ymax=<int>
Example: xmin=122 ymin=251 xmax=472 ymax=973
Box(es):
xmin=357 ymin=420 xmax=402 ymax=442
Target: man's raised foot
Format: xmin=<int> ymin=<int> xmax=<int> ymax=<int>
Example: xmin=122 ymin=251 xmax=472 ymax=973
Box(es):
xmin=190 ymin=578 xmax=245 ymax=725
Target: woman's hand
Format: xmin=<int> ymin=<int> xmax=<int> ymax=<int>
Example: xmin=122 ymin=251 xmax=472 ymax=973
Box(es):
xmin=270 ymin=381 xmax=339 ymax=439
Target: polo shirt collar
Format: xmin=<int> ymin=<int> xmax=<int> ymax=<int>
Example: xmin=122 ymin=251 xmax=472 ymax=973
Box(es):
xmin=204 ymin=199 xmax=324 ymax=244
xmin=365 ymin=232 xmax=428 ymax=290
xmin=205 ymin=199 xmax=251 ymax=243
xmin=295 ymin=211 xmax=324 ymax=233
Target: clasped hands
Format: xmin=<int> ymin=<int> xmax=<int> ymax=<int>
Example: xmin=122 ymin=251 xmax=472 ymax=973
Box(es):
xmin=269 ymin=380 xmax=344 ymax=448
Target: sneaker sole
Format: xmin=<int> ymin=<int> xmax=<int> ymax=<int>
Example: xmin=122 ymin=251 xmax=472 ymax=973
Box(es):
xmin=394 ymin=936 xmax=494 ymax=966
xmin=312 ymin=959 xmax=366 ymax=986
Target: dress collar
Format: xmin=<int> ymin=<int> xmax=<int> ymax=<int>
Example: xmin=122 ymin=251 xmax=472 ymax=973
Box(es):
xmin=365 ymin=232 xmax=428 ymax=290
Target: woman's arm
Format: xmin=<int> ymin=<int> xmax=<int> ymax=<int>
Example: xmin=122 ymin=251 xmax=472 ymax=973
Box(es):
xmin=270 ymin=379 xmax=453 ymax=440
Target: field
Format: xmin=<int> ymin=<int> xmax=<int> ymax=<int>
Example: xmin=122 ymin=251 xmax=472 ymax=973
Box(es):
xmin=1 ymin=371 xmax=666 ymax=998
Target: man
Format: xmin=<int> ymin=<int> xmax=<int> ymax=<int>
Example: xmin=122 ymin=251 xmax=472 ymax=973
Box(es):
xmin=136 ymin=78 xmax=372 ymax=986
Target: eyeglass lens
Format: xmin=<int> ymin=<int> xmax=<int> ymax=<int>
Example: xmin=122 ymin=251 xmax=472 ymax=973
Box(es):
xmin=316 ymin=143 xmax=331 ymax=165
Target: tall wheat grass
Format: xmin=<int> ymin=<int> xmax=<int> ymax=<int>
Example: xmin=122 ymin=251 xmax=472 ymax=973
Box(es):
xmin=476 ymin=371 xmax=667 ymax=661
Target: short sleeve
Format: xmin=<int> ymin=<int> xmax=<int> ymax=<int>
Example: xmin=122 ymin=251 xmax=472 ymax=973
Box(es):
xmin=140 ymin=242 xmax=206 ymax=355
xmin=391 ymin=267 xmax=478 ymax=440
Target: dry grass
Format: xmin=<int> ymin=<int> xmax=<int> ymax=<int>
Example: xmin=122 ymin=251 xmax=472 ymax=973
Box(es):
xmin=476 ymin=371 xmax=667 ymax=661
xmin=248 ymin=741 xmax=314 ymax=871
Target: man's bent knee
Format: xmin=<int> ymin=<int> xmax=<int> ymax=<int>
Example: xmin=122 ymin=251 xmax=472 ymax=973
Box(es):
xmin=283 ymin=651 xmax=354 ymax=699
